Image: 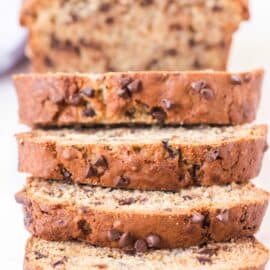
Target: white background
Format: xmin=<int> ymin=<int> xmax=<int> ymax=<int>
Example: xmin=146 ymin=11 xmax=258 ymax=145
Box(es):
xmin=0 ymin=0 xmax=270 ymax=268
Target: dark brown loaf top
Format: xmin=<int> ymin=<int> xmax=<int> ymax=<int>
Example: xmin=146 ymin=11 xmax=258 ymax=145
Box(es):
xmin=13 ymin=69 xmax=264 ymax=127
xmin=20 ymin=0 xmax=248 ymax=72
xmin=16 ymin=178 xmax=269 ymax=250
xmin=24 ymin=237 xmax=269 ymax=270
xmin=16 ymin=125 xmax=268 ymax=191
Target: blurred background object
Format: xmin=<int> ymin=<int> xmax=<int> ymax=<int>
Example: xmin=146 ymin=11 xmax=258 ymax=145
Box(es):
xmin=0 ymin=1 xmax=26 ymax=75
xmin=18 ymin=0 xmax=248 ymax=73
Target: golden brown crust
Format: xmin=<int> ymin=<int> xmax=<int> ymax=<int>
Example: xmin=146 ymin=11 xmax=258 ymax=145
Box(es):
xmin=16 ymin=185 xmax=269 ymax=250
xmin=20 ymin=0 xmax=249 ymax=72
xmin=16 ymin=125 xmax=268 ymax=191
xmin=13 ymin=69 xmax=264 ymax=127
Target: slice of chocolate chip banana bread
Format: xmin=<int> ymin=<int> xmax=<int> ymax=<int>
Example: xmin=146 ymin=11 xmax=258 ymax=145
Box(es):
xmin=20 ymin=0 xmax=249 ymax=72
xmin=16 ymin=178 xmax=269 ymax=250
xmin=16 ymin=124 xmax=268 ymax=191
xmin=13 ymin=69 xmax=264 ymax=127
xmin=24 ymin=237 xmax=269 ymax=270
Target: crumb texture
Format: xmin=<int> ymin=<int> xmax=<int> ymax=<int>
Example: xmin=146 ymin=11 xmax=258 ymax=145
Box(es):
xmin=25 ymin=237 xmax=269 ymax=270
xmin=21 ymin=0 xmax=248 ymax=72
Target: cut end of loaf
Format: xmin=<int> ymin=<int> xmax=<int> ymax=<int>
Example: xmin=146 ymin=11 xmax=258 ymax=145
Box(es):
xmin=16 ymin=124 xmax=268 ymax=146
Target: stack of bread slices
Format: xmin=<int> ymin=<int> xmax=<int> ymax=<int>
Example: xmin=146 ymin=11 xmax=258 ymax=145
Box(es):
xmin=14 ymin=69 xmax=269 ymax=269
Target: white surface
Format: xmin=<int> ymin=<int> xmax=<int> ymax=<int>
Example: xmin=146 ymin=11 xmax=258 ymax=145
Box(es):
xmin=0 ymin=1 xmax=270 ymax=268
xmin=0 ymin=1 xmax=26 ymax=73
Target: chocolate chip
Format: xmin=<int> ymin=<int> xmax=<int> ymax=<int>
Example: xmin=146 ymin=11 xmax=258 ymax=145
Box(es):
xmin=197 ymin=256 xmax=212 ymax=264
xmin=264 ymin=143 xmax=269 ymax=152
xmin=95 ymin=156 xmax=108 ymax=169
xmin=202 ymin=214 xmax=211 ymax=229
xmin=114 ymin=176 xmax=130 ymax=187
xmin=134 ymin=239 xmax=148 ymax=253
xmin=44 ymin=56 xmax=54 ymax=67
xmin=162 ymin=99 xmax=174 ymax=110
xmin=140 ymin=0 xmax=153 ymax=6
xmin=165 ymin=48 xmax=178 ymax=56
xmin=117 ymin=87 xmax=131 ymax=99
xmin=125 ymin=107 xmax=136 ymax=118
xmin=188 ymin=38 xmax=196 ymax=47
xmin=86 ymin=164 xmax=97 ymax=178
xmin=119 ymin=77 xmax=133 ymax=88
xmin=118 ymin=197 xmax=135 ymax=205
xmin=146 ymin=234 xmax=161 ymax=248
xmin=99 ymin=3 xmax=111 ymax=12
xmin=34 ymin=251 xmax=47 ymax=260
xmin=119 ymin=232 xmax=134 ymax=248
xmin=191 ymin=80 xmax=207 ymax=92
xmin=200 ymin=88 xmax=214 ymax=100
xmin=78 ymin=220 xmax=92 ymax=235
xmin=169 ymin=23 xmax=182 ymax=31
xmin=107 ymin=229 xmax=121 ymax=241
xmin=212 ymin=5 xmax=223 ymax=12
xmin=127 ymin=79 xmax=142 ymax=93
xmin=206 ymin=149 xmax=220 ymax=162
xmin=151 ymin=107 xmax=167 ymax=124
xmin=198 ymin=247 xmax=219 ymax=256
xmin=216 ymin=209 xmax=229 ymax=223
xmin=60 ymin=167 xmax=71 ymax=180
xmin=189 ymin=164 xmax=200 ymax=184
xmin=193 ymin=59 xmax=202 ymax=69
xmin=191 ymin=212 xmax=205 ymax=224
xmin=240 ymin=209 xmax=248 ymax=223
xmin=52 ymin=256 xmax=68 ymax=267
xmin=105 ymin=16 xmax=114 ymax=24
xmin=183 ymin=195 xmax=193 ymax=201
xmin=92 ymin=264 xmax=107 ymax=269
xmin=162 ymin=140 xmax=179 ymax=158
xmin=81 ymin=87 xmax=95 ymax=98
xmin=146 ymin=58 xmax=158 ymax=69
xmin=230 ymin=74 xmax=242 ymax=85
xmin=82 ymin=107 xmax=96 ymax=117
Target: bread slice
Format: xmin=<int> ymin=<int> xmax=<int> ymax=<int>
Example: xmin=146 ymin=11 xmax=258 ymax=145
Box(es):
xmin=16 ymin=124 xmax=268 ymax=191
xmin=24 ymin=237 xmax=269 ymax=270
xmin=13 ymin=69 xmax=264 ymax=127
xmin=20 ymin=0 xmax=248 ymax=73
xmin=16 ymin=178 xmax=269 ymax=249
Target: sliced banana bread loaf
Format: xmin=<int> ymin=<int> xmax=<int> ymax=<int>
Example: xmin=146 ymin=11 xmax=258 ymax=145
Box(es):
xmin=13 ymin=69 xmax=264 ymax=127
xmin=16 ymin=178 xmax=269 ymax=250
xmin=16 ymin=125 xmax=268 ymax=191
xmin=20 ymin=0 xmax=248 ymax=73
xmin=25 ymin=237 xmax=269 ymax=270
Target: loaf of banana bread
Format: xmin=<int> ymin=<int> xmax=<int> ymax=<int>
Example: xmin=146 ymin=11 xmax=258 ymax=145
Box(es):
xmin=20 ymin=0 xmax=249 ymax=72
